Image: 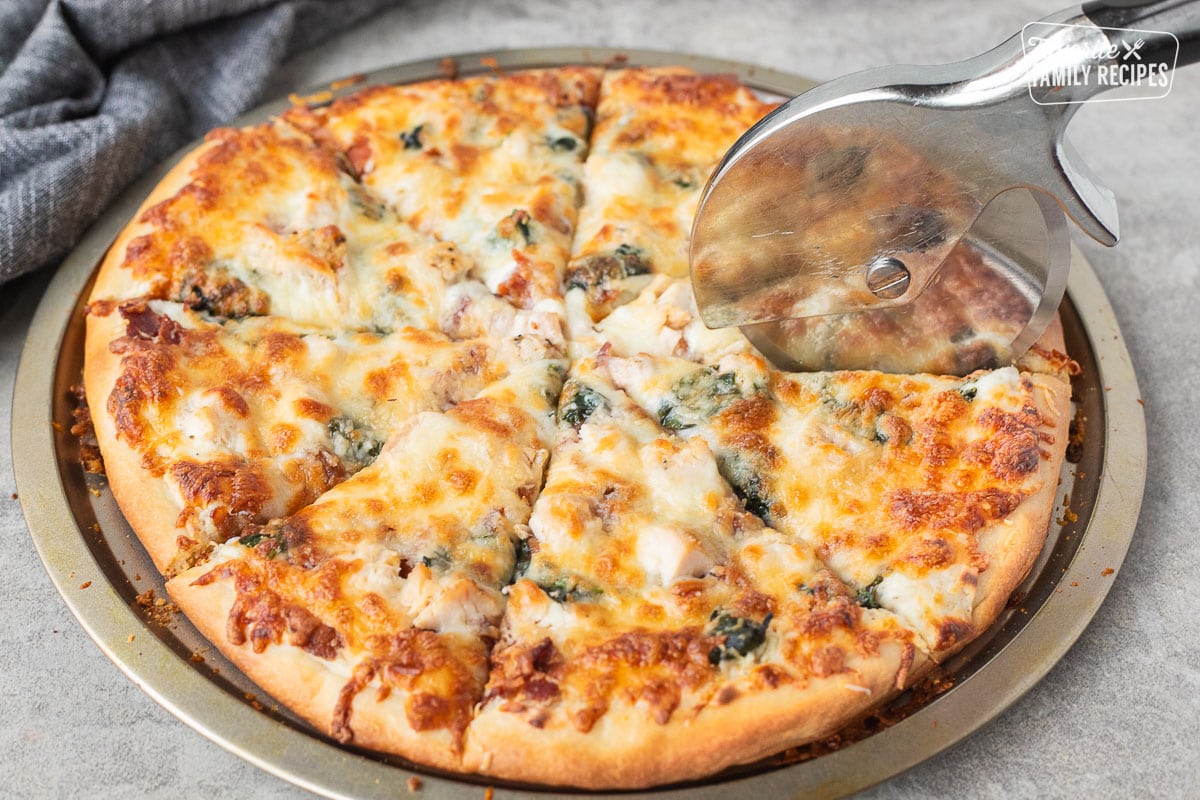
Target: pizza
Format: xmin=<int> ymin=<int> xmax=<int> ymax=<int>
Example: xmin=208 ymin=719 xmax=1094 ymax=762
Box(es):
xmin=82 ymin=63 xmax=1074 ymax=789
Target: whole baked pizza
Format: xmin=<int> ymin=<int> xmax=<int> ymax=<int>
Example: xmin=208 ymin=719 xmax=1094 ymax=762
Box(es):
xmin=82 ymin=64 xmax=1075 ymax=788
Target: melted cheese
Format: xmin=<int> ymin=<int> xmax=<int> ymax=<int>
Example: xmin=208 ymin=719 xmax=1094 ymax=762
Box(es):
xmin=316 ymin=69 xmax=600 ymax=304
xmin=109 ymin=303 xmax=552 ymax=557
xmin=609 ymin=351 xmax=1059 ymax=653
xmin=88 ymin=66 xmax=1073 ymax=777
xmin=566 ymin=69 xmax=775 ymax=321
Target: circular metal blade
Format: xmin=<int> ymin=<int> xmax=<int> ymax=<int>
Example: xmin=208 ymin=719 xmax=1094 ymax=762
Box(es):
xmin=740 ymin=188 xmax=1070 ymax=375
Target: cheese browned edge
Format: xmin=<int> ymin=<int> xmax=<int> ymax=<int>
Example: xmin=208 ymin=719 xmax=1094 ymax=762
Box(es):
xmin=166 ymin=555 xmax=471 ymax=772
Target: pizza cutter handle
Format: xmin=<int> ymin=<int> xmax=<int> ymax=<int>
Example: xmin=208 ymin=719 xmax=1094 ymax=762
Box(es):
xmin=1014 ymin=1 xmax=1199 ymax=245
xmin=1083 ymin=0 xmax=1200 ymax=67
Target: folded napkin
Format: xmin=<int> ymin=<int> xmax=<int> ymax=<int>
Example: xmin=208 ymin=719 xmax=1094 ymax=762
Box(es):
xmin=0 ymin=0 xmax=399 ymax=284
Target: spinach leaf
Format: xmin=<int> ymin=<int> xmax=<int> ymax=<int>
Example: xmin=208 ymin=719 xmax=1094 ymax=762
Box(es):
xmin=856 ymin=576 xmax=884 ymax=609
xmin=707 ymin=611 xmax=773 ymax=664
xmin=400 ymin=125 xmax=424 ymax=150
xmin=559 ymin=381 xmax=608 ymax=428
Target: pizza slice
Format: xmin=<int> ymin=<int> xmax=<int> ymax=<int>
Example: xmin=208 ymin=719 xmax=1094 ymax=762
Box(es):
xmin=563 ymin=67 xmax=775 ymax=326
xmin=307 ymin=66 xmax=602 ymax=309
xmin=166 ymin=358 xmax=563 ymax=770
xmin=464 ymin=355 xmax=924 ymax=787
xmin=85 ymin=298 xmax=562 ymax=573
xmin=89 ymin=116 xmax=480 ymax=334
xmin=608 ymin=350 xmax=1070 ymax=659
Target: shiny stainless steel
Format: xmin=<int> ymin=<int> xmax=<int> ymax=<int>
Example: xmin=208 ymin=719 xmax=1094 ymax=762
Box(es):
xmin=864 ymin=257 xmax=911 ymax=299
xmin=739 ymin=187 xmax=1069 ymax=373
xmin=691 ymin=6 xmax=1152 ymax=373
xmin=14 ymin=49 xmax=1146 ymax=800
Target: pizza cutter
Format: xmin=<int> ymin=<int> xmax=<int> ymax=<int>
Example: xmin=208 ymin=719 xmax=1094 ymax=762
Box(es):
xmin=691 ymin=1 xmax=1200 ymax=374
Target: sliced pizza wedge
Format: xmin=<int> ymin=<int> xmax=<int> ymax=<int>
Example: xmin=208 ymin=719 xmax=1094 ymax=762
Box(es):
xmin=166 ymin=359 xmax=564 ymax=769
xmin=465 ymin=355 xmax=923 ymax=788
xmin=609 ymin=351 xmax=1070 ymax=659
xmin=563 ymin=68 xmax=775 ymax=326
xmin=85 ymin=298 xmax=562 ymax=573
xmin=89 ymin=115 xmax=481 ymax=335
xmin=306 ymin=67 xmax=602 ymax=309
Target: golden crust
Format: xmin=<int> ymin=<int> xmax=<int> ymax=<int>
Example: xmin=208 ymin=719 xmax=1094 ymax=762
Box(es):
xmin=465 ymin=639 xmax=927 ymax=788
xmin=84 ymin=310 xmax=192 ymax=573
xmin=166 ymin=561 xmax=463 ymax=772
xmin=89 ymin=141 xmax=221 ymax=307
xmin=84 ymin=140 xmax=231 ymax=573
xmin=965 ymin=372 xmax=1071 ymax=649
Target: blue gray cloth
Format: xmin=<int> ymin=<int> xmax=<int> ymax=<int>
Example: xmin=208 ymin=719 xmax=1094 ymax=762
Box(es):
xmin=0 ymin=0 xmax=400 ymax=284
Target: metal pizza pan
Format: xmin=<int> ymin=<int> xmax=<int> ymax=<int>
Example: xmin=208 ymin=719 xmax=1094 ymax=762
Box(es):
xmin=12 ymin=47 xmax=1146 ymax=799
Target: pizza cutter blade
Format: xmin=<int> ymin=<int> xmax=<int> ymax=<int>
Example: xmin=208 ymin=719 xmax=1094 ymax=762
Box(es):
xmin=691 ymin=1 xmax=1200 ymax=374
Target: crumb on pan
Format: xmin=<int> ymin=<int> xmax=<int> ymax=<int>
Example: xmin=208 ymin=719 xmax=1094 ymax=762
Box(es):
xmin=69 ymin=384 xmax=106 ymax=475
xmin=135 ymin=588 xmax=178 ymax=625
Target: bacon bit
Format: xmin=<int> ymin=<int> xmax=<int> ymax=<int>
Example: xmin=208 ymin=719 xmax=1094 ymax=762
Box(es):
xmin=484 ymin=788 xmax=494 ymax=800
xmin=1071 ymin=581 xmax=1079 ymax=588
xmin=79 ymin=581 xmax=92 ymax=589
xmin=190 ymin=652 xmax=204 ymax=663
xmin=283 ymin=604 xmax=343 ymax=660
xmin=127 ymin=634 xmax=135 ymax=642
xmin=406 ymin=776 xmax=422 ymax=793
xmin=1136 ymin=398 xmax=1145 ymax=406
xmin=330 ymin=74 xmax=366 ymax=90
xmin=67 ymin=386 xmax=102 ymax=472
xmin=1057 ymin=508 xmax=1078 ymax=525
xmin=479 ymin=56 xmax=503 ymax=75
xmin=119 ymin=301 xmax=183 ymax=344
xmin=1101 ymin=567 xmax=1115 ymax=577
xmin=438 ymin=57 xmax=459 ymax=80
xmin=343 ymin=140 xmax=373 ymax=180
xmin=9 ymin=493 xmax=16 ymax=500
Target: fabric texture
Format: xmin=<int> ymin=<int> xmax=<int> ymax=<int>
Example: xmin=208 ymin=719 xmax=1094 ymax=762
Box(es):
xmin=0 ymin=0 xmax=401 ymax=284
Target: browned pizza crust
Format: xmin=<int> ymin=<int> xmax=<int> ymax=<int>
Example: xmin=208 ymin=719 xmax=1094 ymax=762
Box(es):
xmin=167 ymin=561 xmax=465 ymax=772
xmin=965 ymin=372 xmax=1071 ymax=650
xmin=84 ymin=309 xmax=196 ymax=573
xmin=89 ymin=141 xmax=222 ymax=308
xmin=465 ymin=639 xmax=927 ymax=788
xmin=85 ymin=141 xmax=234 ymax=574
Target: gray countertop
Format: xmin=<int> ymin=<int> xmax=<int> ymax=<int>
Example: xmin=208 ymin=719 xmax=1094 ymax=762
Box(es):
xmin=3 ymin=0 xmax=1198 ymax=797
